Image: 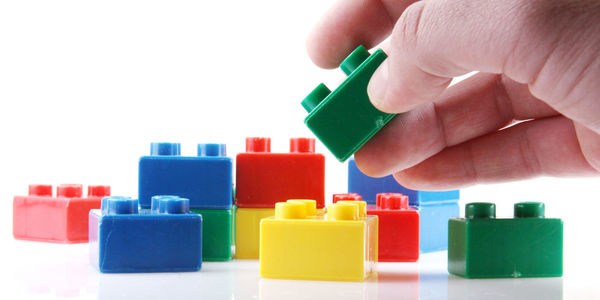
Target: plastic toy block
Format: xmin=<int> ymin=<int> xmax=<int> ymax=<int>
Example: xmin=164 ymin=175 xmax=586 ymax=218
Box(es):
xmin=235 ymin=137 xmax=325 ymax=209
xmin=235 ymin=207 xmax=275 ymax=259
xmin=301 ymin=45 xmax=395 ymax=162
xmin=418 ymin=201 xmax=459 ymax=252
xmin=348 ymin=157 xmax=459 ymax=205
xmin=334 ymin=193 xmax=419 ymax=262
xmin=139 ymin=143 xmax=232 ymax=209
xmin=448 ymin=202 xmax=563 ymax=278
xmin=13 ymin=184 xmax=110 ymax=243
xmin=260 ymin=200 xmax=377 ymax=281
xmin=89 ymin=195 xmax=202 ymax=273
xmin=190 ymin=208 xmax=232 ymax=261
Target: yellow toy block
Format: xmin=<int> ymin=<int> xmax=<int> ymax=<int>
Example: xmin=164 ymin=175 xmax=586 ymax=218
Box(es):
xmin=235 ymin=208 xmax=275 ymax=259
xmin=235 ymin=202 xmax=324 ymax=259
xmin=260 ymin=200 xmax=378 ymax=281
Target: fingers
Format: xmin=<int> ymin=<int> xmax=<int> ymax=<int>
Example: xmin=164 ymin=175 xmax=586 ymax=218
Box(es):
xmin=392 ymin=116 xmax=598 ymax=190
xmin=306 ymin=0 xmax=417 ymax=68
xmin=367 ymin=0 xmax=586 ymax=113
xmin=355 ymin=72 xmax=557 ymax=177
xmin=574 ymin=123 xmax=600 ymax=172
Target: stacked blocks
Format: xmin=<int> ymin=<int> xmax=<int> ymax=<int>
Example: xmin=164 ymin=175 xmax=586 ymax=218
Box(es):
xmin=301 ymin=45 xmax=396 ymax=162
xmin=13 ymin=184 xmax=110 ymax=243
xmin=448 ymin=202 xmax=563 ymax=278
xmin=139 ymin=143 xmax=232 ymax=261
xmin=334 ymin=193 xmax=419 ymax=262
xmin=235 ymin=137 xmax=325 ymax=259
xmin=89 ymin=195 xmax=202 ymax=273
xmin=260 ymin=200 xmax=377 ymax=281
xmin=348 ymin=157 xmax=459 ymax=252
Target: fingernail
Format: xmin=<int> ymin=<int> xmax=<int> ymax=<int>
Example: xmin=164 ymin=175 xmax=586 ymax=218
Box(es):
xmin=367 ymin=60 xmax=389 ymax=110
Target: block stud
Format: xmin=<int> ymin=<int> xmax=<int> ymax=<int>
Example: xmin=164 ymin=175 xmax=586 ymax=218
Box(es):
xmin=28 ymin=184 xmax=52 ymax=196
xmin=198 ymin=143 xmax=226 ymax=157
xmin=88 ymin=185 xmax=111 ymax=197
xmin=376 ymin=193 xmax=408 ymax=210
xmin=340 ymin=45 xmax=371 ymax=75
xmin=327 ymin=202 xmax=359 ymax=221
xmin=290 ymin=138 xmax=315 ymax=153
xmin=287 ymin=199 xmax=317 ymax=216
xmin=301 ymin=83 xmax=331 ymax=113
xmin=57 ymin=184 xmax=83 ymax=198
xmin=275 ymin=202 xmax=307 ymax=219
xmin=332 ymin=193 xmax=362 ymax=203
xmin=337 ymin=200 xmax=366 ymax=217
xmin=150 ymin=142 xmax=181 ymax=156
xmin=246 ymin=137 xmax=271 ymax=153
xmin=104 ymin=196 xmax=139 ymax=215
xmin=465 ymin=202 xmax=496 ymax=219
xmin=156 ymin=196 xmax=190 ymax=214
xmin=514 ymin=202 xmax=545 ymax=218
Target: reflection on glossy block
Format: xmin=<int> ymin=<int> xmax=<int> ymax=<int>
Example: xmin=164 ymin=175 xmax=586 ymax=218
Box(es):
xmin=448 ymin=202 xmax=563 ymax=278
xmin=301 ymin=46 xmax=395 ymax=162
xmin=138 ymin=142 xmax=232 ymax=209
xmin=191 ymin=208 xmax=232 ymax=261
xmin=89 ymin=196 xmax=202 ymax=273
xmin=260 ymin=200 xmax=377 ymax=281
xmin=13 ymin=184 xmax=110 ymax=243
xmin=235 ymin=137 xmax=325 ymax=208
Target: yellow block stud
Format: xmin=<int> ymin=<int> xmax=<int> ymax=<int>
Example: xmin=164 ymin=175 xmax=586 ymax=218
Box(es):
xmin=260 ymin=200 xmax=377 ymax=281
xmin=336 ymin=200 xmax=367 ymax=218
xmin=287 ymin=199 xmax=317 ymax=216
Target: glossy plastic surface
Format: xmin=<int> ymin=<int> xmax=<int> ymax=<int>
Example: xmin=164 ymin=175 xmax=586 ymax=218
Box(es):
xmin=302 ymin=46 xmax=395 ymax=162
xmin=448 ymin=202 xmax=563 ymax=278
xmin=89 ymin=196 xmax=202 ymax=273
xmin=348 ymin=157 xmax=459 ymax=205
xmin=334 ymin=193 xmax=419 ymax=262
xmin=260 ymin=200 xmax=377 ymax=281
xmin=419 ymin=202 xmax=460 ymax=253
xmin=235 ymin=137 xmax=325 ymax=208
xmin=13 ymin=184 xmax=110 ymax=243
xmin=138 ymin=142 xmax=232 ymax=209
xmin=235 ymin=208 xmax=275 ymax=259
xmin=191 ymin=208 xmax=232 ymax=261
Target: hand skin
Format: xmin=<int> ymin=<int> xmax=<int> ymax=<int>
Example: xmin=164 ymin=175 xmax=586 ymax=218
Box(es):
xmin=307 ymin=0 xmax=600 ymax=190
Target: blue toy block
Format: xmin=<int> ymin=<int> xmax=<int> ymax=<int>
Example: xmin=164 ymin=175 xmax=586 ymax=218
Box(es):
xmin=348 ymin=157 xmax=459 ymax=205
xmin=347 ymin=157 xmax=459 ymax=252
xmin=418 ymin=201 xmax=459 ymax=252
xmin=139 ymin=143 xmax=232 ymax=209
xmin=89 ymin=196 xmax=202 ymax=273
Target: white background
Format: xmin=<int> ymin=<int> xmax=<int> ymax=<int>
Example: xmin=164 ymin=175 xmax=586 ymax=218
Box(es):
xmin=1 ymin=0 xmax=599 ymax=299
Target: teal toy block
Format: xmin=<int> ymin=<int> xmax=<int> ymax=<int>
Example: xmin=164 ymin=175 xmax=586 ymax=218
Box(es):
xmin=302 ymin=45 xmax=395 ymax=162
xmin=448 ymin=202 xmax=563 ymax=278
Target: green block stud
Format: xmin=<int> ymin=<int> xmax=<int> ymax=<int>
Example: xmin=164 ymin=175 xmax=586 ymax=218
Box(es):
xmin=302 ymin=45 xmax=395 ymax=162
xmin=448 ymin=202 xmax=563 ymax=278
xmin=191 ymin=208 xmax=232 ymax=261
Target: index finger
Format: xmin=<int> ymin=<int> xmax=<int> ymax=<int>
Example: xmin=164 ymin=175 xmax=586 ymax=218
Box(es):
xmin=306 ymin=0 xmax=418 ymax=69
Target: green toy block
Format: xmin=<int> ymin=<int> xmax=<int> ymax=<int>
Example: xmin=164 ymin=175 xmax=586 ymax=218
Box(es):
xmin=302 ymin=45 xmax=396 ymax=162
xmin=191 ymin=208 xmax=232 ymax=261
xmin=448 ymin=202 xmax=563 ymax=278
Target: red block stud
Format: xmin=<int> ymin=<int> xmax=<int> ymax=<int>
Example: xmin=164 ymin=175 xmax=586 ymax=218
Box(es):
xmin=367 ymin=193 xmax=419 ymax=262
xmin=236 ymin=137 xmax=325 ymax=208
xmin=246 ymin=137 xmax=271 ymax=153
xmin=332 ymin=193 xmax=362 ymax=203
xmin=13 ymin=184 xmax=110 ymax=243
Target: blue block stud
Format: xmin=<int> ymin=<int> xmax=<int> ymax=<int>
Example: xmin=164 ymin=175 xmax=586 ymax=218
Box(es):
xmin=347 ymin=157 xmax=459 ymax=252
xmin=89 ymin=196 xmax=202 ymax=273
xmin=139 ymin=143 xmax=233 ymax=209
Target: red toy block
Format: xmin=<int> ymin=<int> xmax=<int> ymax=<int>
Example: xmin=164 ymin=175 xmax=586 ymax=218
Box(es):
xmin=334 ymin=193 xmax=419 ymax=262
xmin=13 ymin=184 xmax=110 ymax=243
xmin=236 ymin=137 xmax=325 ymax=208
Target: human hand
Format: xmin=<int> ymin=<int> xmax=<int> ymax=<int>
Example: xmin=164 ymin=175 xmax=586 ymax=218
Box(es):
xmin=307 ymin=0 xmax=600 ymax=189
